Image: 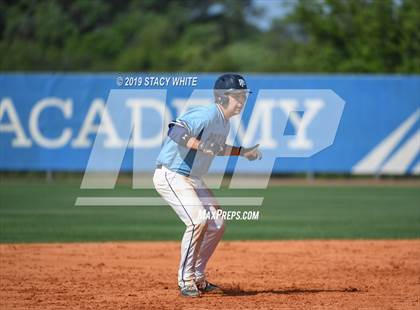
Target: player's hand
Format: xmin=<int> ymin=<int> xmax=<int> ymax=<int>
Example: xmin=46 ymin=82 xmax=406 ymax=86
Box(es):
xmin=197 ymin=140 xmax=225 ymax=156
xmin=240 ymin=144 xmax=262 ymax=161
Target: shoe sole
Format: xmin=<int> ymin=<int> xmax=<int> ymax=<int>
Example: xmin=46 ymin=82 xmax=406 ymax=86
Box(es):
xmin=199 ymin=288 xmax=223 ymax=294
xmin=180 ymin=292 xmax=201 ymax=298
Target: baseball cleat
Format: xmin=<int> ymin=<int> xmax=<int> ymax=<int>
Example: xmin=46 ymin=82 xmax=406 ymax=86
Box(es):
xmin=179 ymin=284 xmax=201 ymax=298
xmin=196 ymin=280 xmax=222 ymax=294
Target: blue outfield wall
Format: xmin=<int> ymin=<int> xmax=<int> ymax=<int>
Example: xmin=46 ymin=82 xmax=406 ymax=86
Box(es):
xmin=0 ymin=73 xmax=419 ymax=175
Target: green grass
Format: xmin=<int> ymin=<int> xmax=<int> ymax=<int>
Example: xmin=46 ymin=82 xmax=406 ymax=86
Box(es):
xmin=0 ymin=181 xmax=419 ymax=243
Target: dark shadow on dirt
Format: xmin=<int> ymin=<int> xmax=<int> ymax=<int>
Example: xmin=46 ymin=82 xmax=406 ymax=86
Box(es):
xmin=220 ymin=286 xmax=361 ymax=297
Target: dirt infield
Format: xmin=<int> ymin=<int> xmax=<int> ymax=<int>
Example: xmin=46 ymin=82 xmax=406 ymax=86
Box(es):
xmin=1 ymin=240 xmax=419 ymax=309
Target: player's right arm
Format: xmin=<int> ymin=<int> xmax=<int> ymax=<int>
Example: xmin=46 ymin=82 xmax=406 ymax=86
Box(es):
xmin=167 ymin=121 xmax=222 ymax=156
xmin=222 ymin=144 xmax=262 ymax=161
xmin=168 ymin=122 xmax=261 ymax=160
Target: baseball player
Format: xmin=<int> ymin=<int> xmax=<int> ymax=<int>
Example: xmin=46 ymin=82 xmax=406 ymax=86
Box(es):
xmin=153 ymin=74 xmax=262 ymax=298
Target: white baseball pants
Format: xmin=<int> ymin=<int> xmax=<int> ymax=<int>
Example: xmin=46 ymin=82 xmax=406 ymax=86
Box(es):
xmin=153 ymin=166 xmax=225 ymax=287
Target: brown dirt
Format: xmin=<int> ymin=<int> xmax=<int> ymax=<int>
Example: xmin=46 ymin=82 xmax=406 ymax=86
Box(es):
xmin=1 ymin=240 xmax=419 ymax=309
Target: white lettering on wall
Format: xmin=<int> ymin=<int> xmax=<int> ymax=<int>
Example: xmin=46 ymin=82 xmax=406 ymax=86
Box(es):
xmin=0 ymin=98 xmax=32 ymax=147
xmin=277 ymin=99 xmax=324 ymax=149
xmin=29 ymin=97 xmax=73 ymax=148
xmin=71 ymin=99 xmax=123 ymax=148
xmin=127 ymin=99 xmax=172 ymax=148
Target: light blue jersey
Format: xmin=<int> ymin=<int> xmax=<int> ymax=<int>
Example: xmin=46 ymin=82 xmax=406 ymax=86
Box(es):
xmin=156 ymin=104 xmax=230 ymax=177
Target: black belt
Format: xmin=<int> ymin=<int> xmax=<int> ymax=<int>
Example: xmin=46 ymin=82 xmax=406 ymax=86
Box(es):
xmin=156 ymin=164 xmax=190 ymax=177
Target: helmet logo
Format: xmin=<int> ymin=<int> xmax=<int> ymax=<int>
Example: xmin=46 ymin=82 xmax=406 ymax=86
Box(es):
xmin=238 ymin=79 xmax=245 ymax=88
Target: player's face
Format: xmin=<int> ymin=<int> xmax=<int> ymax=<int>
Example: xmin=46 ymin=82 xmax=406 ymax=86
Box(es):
xmin=227 ymin=91 xmax=249 ymax=116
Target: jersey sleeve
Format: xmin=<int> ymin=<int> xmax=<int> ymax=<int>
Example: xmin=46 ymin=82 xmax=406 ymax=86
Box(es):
xmin=176 ymin=107 xmax=211 ymax=137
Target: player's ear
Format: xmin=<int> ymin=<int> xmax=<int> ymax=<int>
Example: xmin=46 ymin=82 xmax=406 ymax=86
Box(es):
xmin=221 ymin=95 xmax=229 ymax=107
